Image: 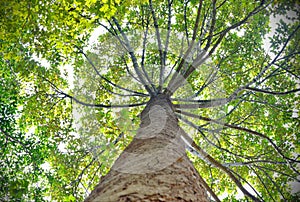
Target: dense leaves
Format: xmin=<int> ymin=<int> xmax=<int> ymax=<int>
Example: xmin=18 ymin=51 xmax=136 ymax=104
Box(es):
xmin=1 ymin=0 xmax=299 ymax=201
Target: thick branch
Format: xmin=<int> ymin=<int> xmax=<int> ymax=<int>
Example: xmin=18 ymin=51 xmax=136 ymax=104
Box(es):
xmin=165 ymin=0 xmax=203 ymax=96
xmin=79 ymin=49 xmax=148 ymax=97
xmin=176 ymin=25 xmax=299 ymax=107
xmin=112 ymin=17 xmax=155 ymax=96
xmin=189 ymin=1 xmax=269 ymax=76
xmin=203 ymin=0 xmax=217 ymax=51
xmin=149 ymin=0 xmax=164 ymax=92
xmin=140 ymin=19 xmax=157 ymax=92
xmin=122 ymin=56 xmax=141 ymax=83
xmin=179 ymin=128 xmax=260 ymax=201
xmin=164 ymin=0 xmax=173 ymax=67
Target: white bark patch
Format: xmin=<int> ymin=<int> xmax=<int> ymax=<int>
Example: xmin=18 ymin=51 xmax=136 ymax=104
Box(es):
xmin=136 ymin=105 xmax=167 ymax=139
xmin=111 ymin=101 xmax=187 ymax=174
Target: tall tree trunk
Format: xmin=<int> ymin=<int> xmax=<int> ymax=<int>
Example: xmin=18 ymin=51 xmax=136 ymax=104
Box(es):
xmin=85 ymin=94 xmax=208 ymax=202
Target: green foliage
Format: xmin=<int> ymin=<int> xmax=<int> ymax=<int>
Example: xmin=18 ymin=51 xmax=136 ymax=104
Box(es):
xmin=1 ymin=0 xmax=299 ymax=201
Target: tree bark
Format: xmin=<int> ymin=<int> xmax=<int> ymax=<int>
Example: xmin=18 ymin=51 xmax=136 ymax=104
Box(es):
xmin=85 ymin=94 xmax=208 ymax=202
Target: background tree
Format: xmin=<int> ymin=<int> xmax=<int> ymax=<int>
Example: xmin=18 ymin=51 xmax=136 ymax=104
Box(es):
xmin=0 ymin=0 xmax=299 ymax=201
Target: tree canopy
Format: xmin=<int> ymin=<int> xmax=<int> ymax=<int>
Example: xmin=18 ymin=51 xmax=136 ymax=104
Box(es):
xmin=0 ymin=0 xmax=299 ymax=201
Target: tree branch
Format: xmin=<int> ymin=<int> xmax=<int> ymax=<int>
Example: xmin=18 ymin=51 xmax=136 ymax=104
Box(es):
xmin=178 ymin=114 xmax=255 ymax=159
xmin=78 ymin=49 xmax=148 ymax=97
xmin=122 ymin=56 xmax=141 ymax=83
xmin=177 ymin=109 xmax=300 ymax=167
xmin=249 ymin=166 xmax=276 ymax=202
xmin=140 ymin=18 xmax=157 ymax=92
xmin=177 ymin=25 xmax=300 ymax=109
xmin=164 ymin=0 xmax=173 ymax=66
xmin=203 ymin=0 xmax=217 ymax=51
xmin=198 ymin=174 xmax=221 ymax=202
xmin=112 ymin=17 xmax=155 ymax=96
xmin=183 ymin=0 xmax=189 ymax=45
xmin=237 ymin=24 xmax=300 ymax=92
xmin=173 ymin=98 xmax=230 ymax=108
xmin=246 ymin=87 xmax=300 ymax=95
xmin=45 ymin=78 xmax=148 ymax=108
xmin=73 ymin=132 xmax=124 ymax=195
xmin=165 ymin=0 xmax=203 ymax=96
xmin=190 ymin=1 xmax=269 ymax=74
xmin=223 ymin=160 xmax=289 ymax=167
xmin=179 ymin=127 xmax=261 ymax=201
xmin=149 ymin=0 xmax=164 ymax=92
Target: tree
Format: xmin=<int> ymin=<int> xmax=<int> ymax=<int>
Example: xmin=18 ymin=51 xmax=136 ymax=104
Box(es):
xmin=1 ymin=0 xmax=299 ymax=201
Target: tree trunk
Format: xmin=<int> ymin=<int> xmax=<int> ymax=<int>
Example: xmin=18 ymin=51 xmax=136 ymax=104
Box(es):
xmin=85 ymin=94 xmax=208 ymax=202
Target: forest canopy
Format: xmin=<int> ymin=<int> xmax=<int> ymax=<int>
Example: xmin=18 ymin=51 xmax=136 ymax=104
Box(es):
xmin=0 ymin=0 xmax=299 ymax=201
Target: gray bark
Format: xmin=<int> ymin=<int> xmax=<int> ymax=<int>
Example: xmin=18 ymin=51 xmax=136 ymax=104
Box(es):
xmin=85 ymin=94 xmax=208 ymax=202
